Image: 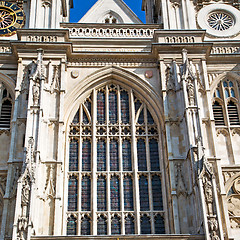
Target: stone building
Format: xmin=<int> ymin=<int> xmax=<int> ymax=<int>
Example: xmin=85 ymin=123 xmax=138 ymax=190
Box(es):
xmin=0 ymin=0 xmax=239 ymax=239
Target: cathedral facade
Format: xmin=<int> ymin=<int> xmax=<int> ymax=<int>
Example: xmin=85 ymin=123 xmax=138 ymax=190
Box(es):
xmin=0 ymin=0 xmax=240 ymax=239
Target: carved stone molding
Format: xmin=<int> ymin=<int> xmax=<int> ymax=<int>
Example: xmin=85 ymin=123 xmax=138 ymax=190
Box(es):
xmin=68 ymin=58 xmax=157 ymax=68
xmin=0 ymin=129 xmax=10 ymax=136
xmin=227 ymin=176 xmax=240 ymax=229
xmin=216 ymin=128 xmax=229 ymax=137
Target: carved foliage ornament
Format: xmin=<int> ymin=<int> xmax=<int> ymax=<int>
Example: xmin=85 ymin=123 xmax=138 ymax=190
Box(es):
xmin=227 ymin=176 xmax=240 ymax=229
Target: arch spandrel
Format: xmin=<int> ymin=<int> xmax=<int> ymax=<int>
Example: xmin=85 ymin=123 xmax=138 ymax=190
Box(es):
xmin=64 ymin=66 xmax=164 ymax=130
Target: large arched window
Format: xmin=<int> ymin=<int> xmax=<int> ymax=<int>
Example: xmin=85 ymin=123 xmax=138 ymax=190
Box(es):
xmin=67 ymin=83 xmax=165 ymax=235
xmin=212 ymin=79 xmax=240 ymax=126
xmin=0 ymin=82 xmax=13 ymax=129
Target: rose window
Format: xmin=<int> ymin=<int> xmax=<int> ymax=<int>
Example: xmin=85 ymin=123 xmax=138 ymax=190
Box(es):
xmin=207 ymin=12 xmax=234 ymax=31
xmin=0 ymin=9 xmax=14 ymax=29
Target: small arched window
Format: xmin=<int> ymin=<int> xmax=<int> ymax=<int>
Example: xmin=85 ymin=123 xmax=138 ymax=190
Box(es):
xmin=212 ymin=79 xmax=240 ymax=126
xmin=0 ymin=83 xmax=13 ymax=129
xmin=67 ymin=83 xmax=165 ymax=235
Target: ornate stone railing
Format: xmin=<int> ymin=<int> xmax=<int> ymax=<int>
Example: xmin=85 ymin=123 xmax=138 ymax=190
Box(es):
xmin=0 ymin=46 xmax=11 ymax=53
xmin=211 ymin=46 xmax=240 ymax=54
xmin=66 ymin=25 xmax=157 ymax=38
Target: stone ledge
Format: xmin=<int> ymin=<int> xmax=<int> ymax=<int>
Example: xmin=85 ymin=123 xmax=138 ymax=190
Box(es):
xmin=31 ymin=234 xmax=205 ymax=240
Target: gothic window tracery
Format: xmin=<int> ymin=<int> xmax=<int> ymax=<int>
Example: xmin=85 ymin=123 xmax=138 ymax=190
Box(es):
xmin=212 ymin=79 xmax=240 ymax=126
xmin=0 ymin=82 xmax=12 ymax=129
xmin=67 ymin=83 xmax=165 ymax=235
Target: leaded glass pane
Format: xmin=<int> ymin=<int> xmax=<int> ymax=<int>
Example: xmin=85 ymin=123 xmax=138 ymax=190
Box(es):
xmin=111 ymin=215 xmax=121 ymax=235
xmin=139 ymin=176 xmax=149 ymax=211
xmin=69 ymin=140 xmax=78 ymax=171
xmin=225 ymin=89 xmax=230 ymax=98
xmin=124 ymin=176 xmax=133 ymax=211
xmin=141 ymin=215 xmax=151 ymax=234
xmin=81 ymin=216 xmax=91 ymax=235
xmin=125 ymin=215 xmax=135 ymax=234
xmin=97 ymin=140 xmax=106 ymax=171
xmin=82 ymin=140 xmax=91 ymax=171
xmin=72 ymin=110 xmax=79 ymax=124
xmin=138 ymin=110 xmax=144 ymax=124
xmin=231 ymin=88 xmax=235 ymax=97
xmin=229 ymin=81 xmax=233 ymax=87
xmin=135 ymin=100 xmax=142 ymax=114
xmin=147 ymin=110 xmax=154 ymax=124
xmin=109 ymin=90 xmax=118 ymax=124
xmin=97 ymin=176 xmax=107 ymax=211
xmin=152 ymin=175 xmax=163 ymax=210
xmin=223 ymin=81 xmax=228 ymax=87
xmin=83 ymin=109 xmax=89 ymax=124
xmin=121 ymin=90 xmax=129 ymax=123
xmin=68 ymin=176 xmax=78 ymax=211
xmin=122 ymin=140 xmax=132 ymax=171
xmin=97 ymin=215 xmax=107 ymax=235
xmin=150 ymin=139 xmax=160 ymax=171
xmin=155 ymin=214 xmax=165 ymax=234
xmin=67 ymin=215 xmax=77 ymax=235
xmin=81 ymin=176 xmax=91 ymax=211
xmin=110 ymin=140 xmax=119 ymax=171
xmin=97 ymin=90 xmax=105 ymax=124
xmin=111 ymin=176 xmax=120 ymax=211
xmin=85 ymin=98 xmax=92 ymax=116
xmin=216 ymin=89 xmax=221 ymax=98
xmin=137 ymin=139 xmax=147 ymax=171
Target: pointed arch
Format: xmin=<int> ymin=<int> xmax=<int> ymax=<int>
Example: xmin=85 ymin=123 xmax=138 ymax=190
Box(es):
xmin=64 ymin=66 xmax=164 ymax=129
xmin=0 ymin=72 xmax=15 ymax=98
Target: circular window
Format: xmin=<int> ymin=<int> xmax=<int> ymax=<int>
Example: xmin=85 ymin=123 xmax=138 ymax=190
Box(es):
xmin=197 ymin=4 xmax=240 ymax=37
xmin=207 ymin=12 xmax=234 ymax=31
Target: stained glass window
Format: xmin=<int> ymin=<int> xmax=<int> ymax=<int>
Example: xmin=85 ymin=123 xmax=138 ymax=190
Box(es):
xmin=155 ymin=214 xmax=165 ymax=234
xmin=111 ymin=215 xmax=121 ymax=235
xmin=111 ymin=176 xmax=120 ymax=211
xmin=137 ymin=139 xmax=147 ymax=171
xmin=81 ymin=215 xmax=91 ymax=235
xmin=97 ymin=215 xmax=107 ymax=235
xmin=141 ymin=215 xmax=151 ymax=234
xmin=122 ymin=140 xmax=132 ymax=171
xmin=97 ymin=90 xmax=106 ymax=124
xmin=67 ymin=84 xmax=165 ymax=236
xmin=69 ymin=140 xmax=78 ymax=171
xmin=110 ymin=140 xmax=119 ymax=171
xmin=139 ymin=176 xmax=149 ymax=211
xmin=150 ymin=139 xmax=160 ymax=171
xmin=121 ymin=90 xmax=129 ymax=123
xmin=97 ymin=140 xmax=106 ymax=171
xmin=125 ymin=215 xmax=135 ymax=234
xmin=68 ymin=176 xmax=78 ymax=211
xmin=67 ymin=215 xmax=77 ymax=235
xmin=82 ymin=140 xmax=91 ymax=171
xmin=109 ymin=90 xmax=118 ymax=124
xmin=124 ymin=176 xmax=134 ymax=211
xmin=97 ymin=176 xmax=107 ymax=211
xmin=81 ymin=176 xmax=91 ymax=211
xmin=152 ymin=175 xmax=163 ymax=210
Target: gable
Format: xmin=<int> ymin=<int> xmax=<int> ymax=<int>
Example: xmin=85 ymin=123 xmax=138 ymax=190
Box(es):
xmin=78 ymin=0 xmax=142 ymax=24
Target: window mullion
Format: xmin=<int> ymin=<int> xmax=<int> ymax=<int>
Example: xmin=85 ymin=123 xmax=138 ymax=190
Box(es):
xmin=92 ymin=89 xmax=98 ymax=235
xmin=0 ymin=83 xmax=3 ymax=116
xmin=130 ymin=90 xmax=140 ymax=234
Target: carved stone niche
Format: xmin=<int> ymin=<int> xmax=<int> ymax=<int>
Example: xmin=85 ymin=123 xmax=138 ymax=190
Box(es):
xmin=227 ymin=176 xmax=240 ymax=229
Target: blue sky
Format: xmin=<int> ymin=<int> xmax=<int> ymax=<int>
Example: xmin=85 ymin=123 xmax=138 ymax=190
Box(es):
xmin=70 ymin=0 xmax=146 ymax=23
